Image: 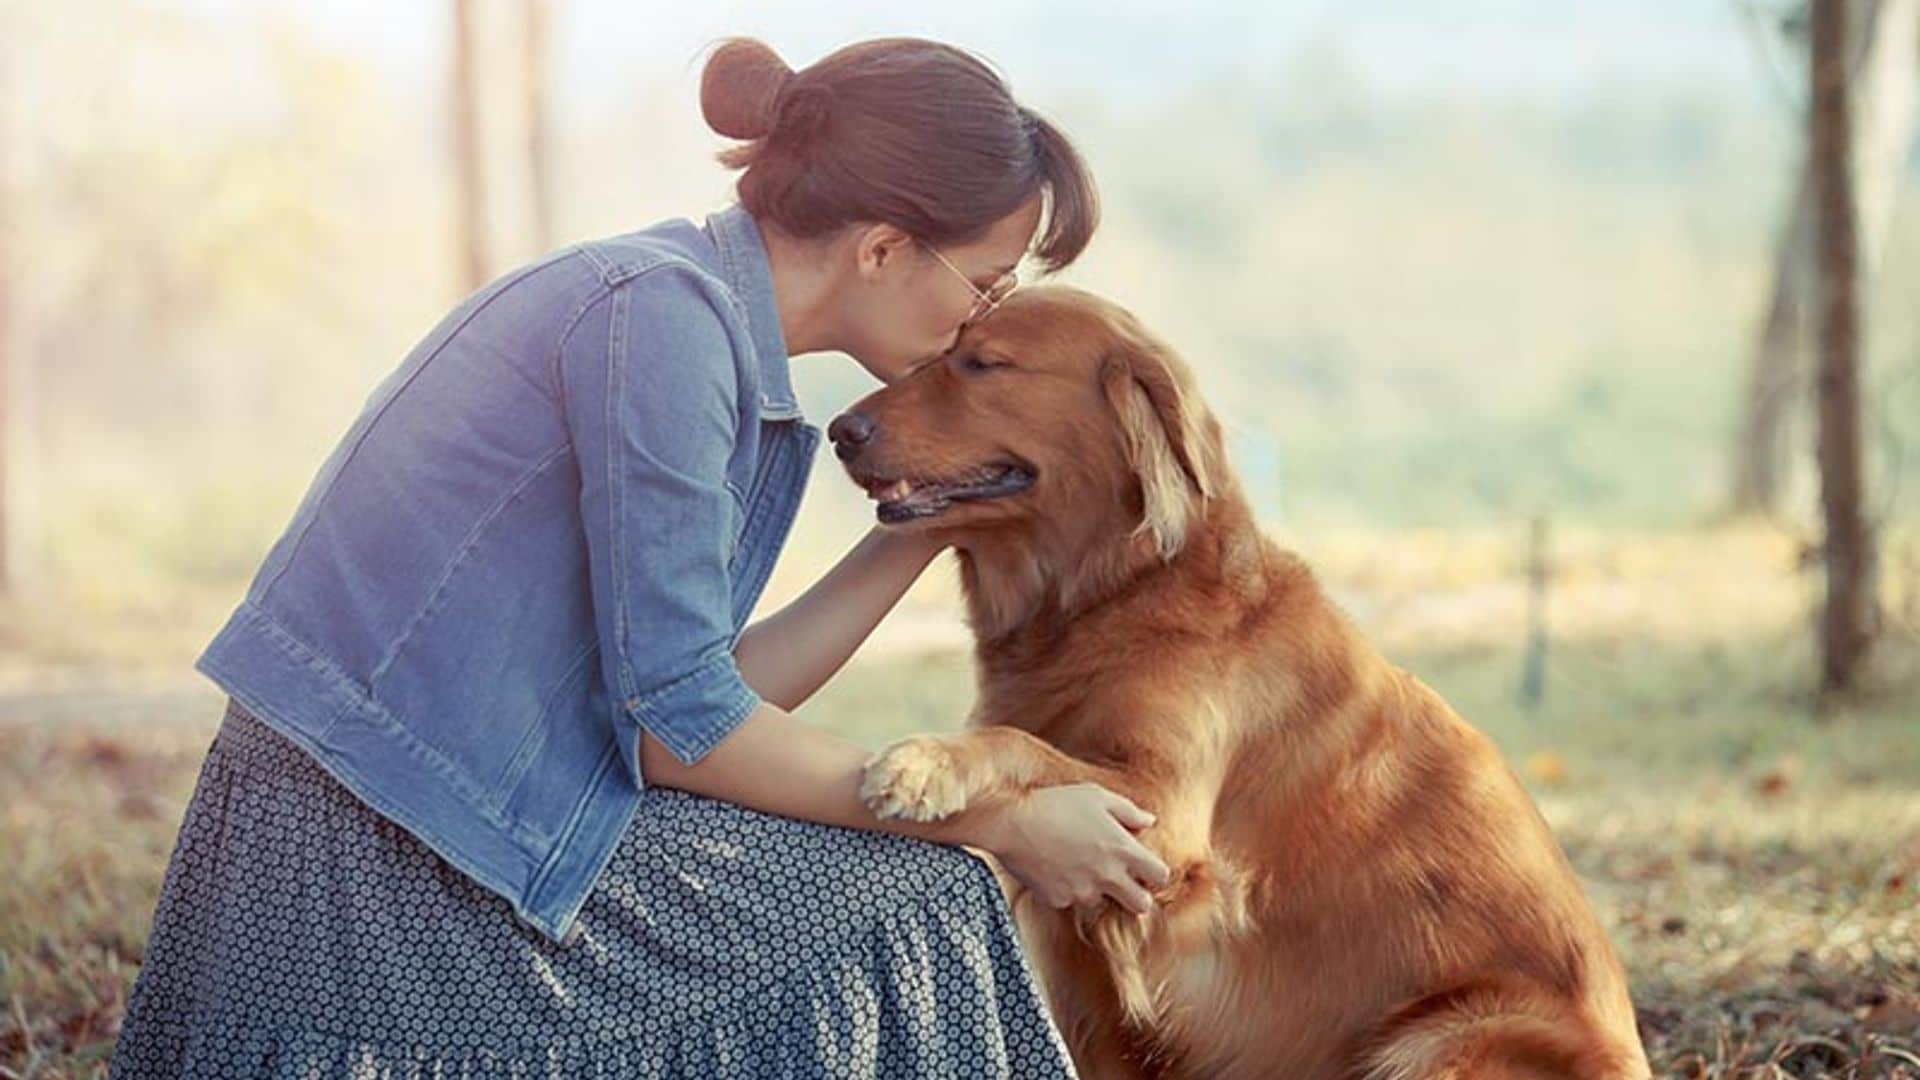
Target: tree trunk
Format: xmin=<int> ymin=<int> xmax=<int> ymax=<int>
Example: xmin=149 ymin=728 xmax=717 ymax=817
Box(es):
xmin=523 ymin=0 xmax=554 ymax=254
xmin=1729 ymin=0 xmax=1917 ymax=516
xmin=451 ymin=0 xmax=490 ymax=292
xmin=1851 ymin=0 xmax=1920 ymax=269
xmin=1731 ymin=165 xmax=1811 ymax=516
xmin=1809 ymin=0 xmax=1878 ymax=693
xmin=0 ymin=33 xmax=14 ymax=596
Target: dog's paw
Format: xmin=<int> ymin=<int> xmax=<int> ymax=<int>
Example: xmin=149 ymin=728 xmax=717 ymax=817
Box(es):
xmin=860 ymin=736 xmax=971 ymax=822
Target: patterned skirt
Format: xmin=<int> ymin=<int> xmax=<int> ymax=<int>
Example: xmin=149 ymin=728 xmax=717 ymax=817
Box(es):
xmin=108 ymin=696 xmax=1079 ymax=1078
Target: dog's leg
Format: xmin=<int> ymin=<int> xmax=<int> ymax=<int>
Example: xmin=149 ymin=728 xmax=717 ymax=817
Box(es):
xmin=1359 ymin=986 xmax=1639 ymax=1080
xmin=1028 ymin=912 xmax=1182 ymax=1080
xmin=863 ymin=727 xmax=1236 ymax=1069
xmin=859 ymin=725 xmax=1141 ymax=822
xmin=1070 ymin=1021 xmax=1169 ymax=1080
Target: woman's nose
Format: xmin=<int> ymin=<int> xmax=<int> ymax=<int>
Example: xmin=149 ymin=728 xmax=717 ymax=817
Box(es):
xmin=828 ymin=411 xmax=878 ymax=461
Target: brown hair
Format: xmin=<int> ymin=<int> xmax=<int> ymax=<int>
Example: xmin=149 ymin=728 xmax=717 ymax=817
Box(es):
xmin=698 ymin=36 xmax=1098 ymax=273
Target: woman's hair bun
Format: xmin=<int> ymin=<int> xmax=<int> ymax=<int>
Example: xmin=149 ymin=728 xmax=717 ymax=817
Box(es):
xmin=700 ymin=37 xmax=793 ymax=141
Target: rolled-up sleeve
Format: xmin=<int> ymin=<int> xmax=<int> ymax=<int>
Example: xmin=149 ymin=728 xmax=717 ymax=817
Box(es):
xmin=559 ymin=265 xmax=762 ymax=786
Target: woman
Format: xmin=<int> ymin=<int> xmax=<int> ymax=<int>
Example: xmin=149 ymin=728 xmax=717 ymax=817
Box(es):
xmin=109 ymin=34 xmax=1169 ymax=1078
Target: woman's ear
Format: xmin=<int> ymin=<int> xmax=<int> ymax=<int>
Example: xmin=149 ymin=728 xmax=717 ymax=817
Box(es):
xmin=1101 ymin=333 xmax=1218 ymax=559
xmin=855 ymin=222 xmax=915 ymax=278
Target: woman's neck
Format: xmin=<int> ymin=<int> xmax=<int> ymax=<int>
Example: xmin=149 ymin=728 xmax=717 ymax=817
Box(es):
xmin=757 ymin=217 xmax=846 ymax=357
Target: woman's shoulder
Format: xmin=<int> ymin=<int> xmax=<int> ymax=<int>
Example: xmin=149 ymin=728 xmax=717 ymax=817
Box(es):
xmin=573 ymin=215 xmax=731 ymax=297
xmin=547 ymin=221 xmax=757 ymax=391
xmin=551 ymin=218 xmax=749 ymax=350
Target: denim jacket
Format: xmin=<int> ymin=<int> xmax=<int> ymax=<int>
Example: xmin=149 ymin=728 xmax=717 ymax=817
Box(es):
xmin=193 ymin=202 xmax=821 ymax=944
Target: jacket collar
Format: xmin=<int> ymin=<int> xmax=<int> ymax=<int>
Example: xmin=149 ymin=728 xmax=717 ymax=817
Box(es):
xmin=706 ymin=202 xmax=802 ymax=420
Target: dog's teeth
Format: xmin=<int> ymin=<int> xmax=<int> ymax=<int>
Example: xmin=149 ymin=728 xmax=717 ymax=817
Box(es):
xmin=882 ymin=479 xmax=913 ymax=502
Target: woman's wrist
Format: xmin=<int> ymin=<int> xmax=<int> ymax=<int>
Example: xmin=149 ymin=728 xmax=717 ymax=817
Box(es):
xmin=871 ymin=525 xmax=949 ymax=565
xmin=920 ymin=791 xmax=1019 ymax=852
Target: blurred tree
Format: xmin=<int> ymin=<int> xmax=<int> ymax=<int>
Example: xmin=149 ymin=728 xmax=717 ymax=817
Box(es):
xmin=451 ymin=0 xmax=558 ymax=283
xmin=0 ymin=25 xmax=13 ymax=595
xmin=451 ymin=0 xmax=491 ymax=291
xmin=524 ymin=0 xmax=555 ymax=254
xmin=1730 ymin=0 xmax=1917 ymax=517
xmin=1520 ymin=515 xmax=1551 ymax=710
xmin=5 ymin=3 xmax=445 ymax=493
xmin=1808 ymin=0 xmax=1879 ymax=693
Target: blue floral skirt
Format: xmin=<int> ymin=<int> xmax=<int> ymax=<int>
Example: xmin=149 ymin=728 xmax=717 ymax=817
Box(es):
xmin=108 ymin=696 xmax=1078 ymax=1077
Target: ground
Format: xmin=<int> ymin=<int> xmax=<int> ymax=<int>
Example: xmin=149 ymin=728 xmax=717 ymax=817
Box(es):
xmin=1 ymin=523 xmax=1916 ymax=1078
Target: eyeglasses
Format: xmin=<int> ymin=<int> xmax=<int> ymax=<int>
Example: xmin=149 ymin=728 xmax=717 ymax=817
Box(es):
xmin=919 ymin=240 xmax=1021 ymax=323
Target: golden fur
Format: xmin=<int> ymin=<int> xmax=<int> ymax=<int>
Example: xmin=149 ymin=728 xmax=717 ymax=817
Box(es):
xmin=837 ymin=285 xmax=1650 ymax=1079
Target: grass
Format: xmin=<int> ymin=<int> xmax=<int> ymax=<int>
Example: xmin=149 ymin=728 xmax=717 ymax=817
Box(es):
xmin=2 ymin=522 xmax=1918 ymax=1077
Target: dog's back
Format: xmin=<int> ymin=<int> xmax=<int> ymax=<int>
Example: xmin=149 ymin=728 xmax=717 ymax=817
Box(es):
xmin=1323 ymin=669 xmax=1648 ymax=1079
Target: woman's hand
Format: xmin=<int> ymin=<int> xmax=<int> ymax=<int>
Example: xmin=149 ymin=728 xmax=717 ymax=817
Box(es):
xmin=976 ymin=782 xmax=1172 ymax=915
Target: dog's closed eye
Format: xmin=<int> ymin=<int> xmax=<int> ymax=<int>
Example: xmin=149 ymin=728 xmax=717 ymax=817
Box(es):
xmin=958 ymin=353 xmax=1014 ymax=373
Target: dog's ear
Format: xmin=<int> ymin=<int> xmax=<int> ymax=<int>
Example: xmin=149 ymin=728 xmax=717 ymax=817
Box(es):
xmin=1101 ymin=330 xmax=1218 ymax=559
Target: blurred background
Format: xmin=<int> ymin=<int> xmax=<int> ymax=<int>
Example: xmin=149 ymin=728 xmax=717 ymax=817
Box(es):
xmin=1 ymin=1 xmax=1917 ymax=1075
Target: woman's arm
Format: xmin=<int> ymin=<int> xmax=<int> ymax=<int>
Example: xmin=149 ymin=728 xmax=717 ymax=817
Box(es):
xmin=642 ymin=525 xmax=1171 ymax=911
xmin=639 ymin=697 xmax=976 ymax=842
xmin=637 ymin=701 xmax=1170 ymax=913
xmin=731 ymin=525 xmax=944 ymax=712
xmin=645 ymin=518 xmax=960 ymax=834
xmin=657 ymin=521 xmax=958 ymax=836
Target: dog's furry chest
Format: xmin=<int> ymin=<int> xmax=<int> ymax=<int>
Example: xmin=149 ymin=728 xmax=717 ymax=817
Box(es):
xmin=967 ymin=661 xmax=1183 ymax=754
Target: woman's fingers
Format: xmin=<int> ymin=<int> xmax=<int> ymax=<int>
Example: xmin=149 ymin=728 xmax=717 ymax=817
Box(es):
xmin=1107 ymin=874 xmax=1155 ymax=914
xmin=1104 ymin=791 xmax=1157 ymax=830
xmin=1128 ymin=844 xmax=1173 ymax=889
xmin=1097 ymin=790 xmax=1172 ymax=889
xmin=1111 ymin=805 xmax=1169 ymax=892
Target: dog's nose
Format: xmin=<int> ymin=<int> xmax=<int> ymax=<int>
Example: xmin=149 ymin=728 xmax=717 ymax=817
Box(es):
xmin=828 ymin=411 xmax=877 ymax=461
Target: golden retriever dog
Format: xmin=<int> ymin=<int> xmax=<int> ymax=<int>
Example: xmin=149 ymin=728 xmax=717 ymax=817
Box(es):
xmin=830 ymin=285 xmax=1650 ymax=1079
